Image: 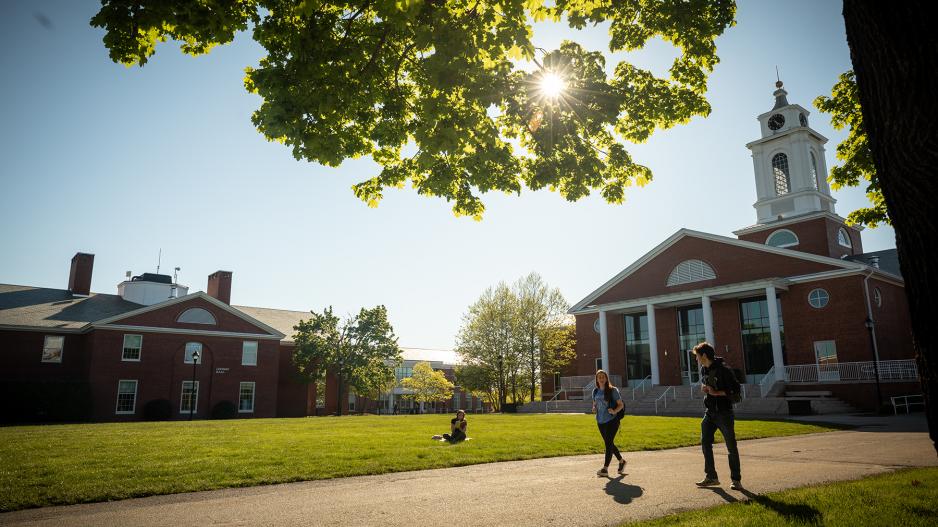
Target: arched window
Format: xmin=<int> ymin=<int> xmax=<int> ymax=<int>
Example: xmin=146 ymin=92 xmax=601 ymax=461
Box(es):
xmin=772 ymin=153 xmax=791 ymax=195
xmin=808 ymin=288 xmax=830 ymax=309
xmin=837 ymin=227 xmax=853 ymax=248
xmin=666 ymin=260 xmax=716 ymax=287
xmin=177 ymin=308 xmax=217 ymax=325
xmin=810 ymin=151 xmax=820 ymax=190
xmin=873 ymin=288 xmax=883 ymax=308
xmin=766 ymin=229 xmax=799 ymax=248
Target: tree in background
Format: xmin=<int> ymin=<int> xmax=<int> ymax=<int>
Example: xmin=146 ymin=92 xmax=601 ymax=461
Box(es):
xmin=91 ymin=0 xmax=735 ymax=218
xmin=456 ymin=284 xmax=520 ymax=409
xmin=292 ymin=306 xmax=402 ymax=416
xmin=401 ymin=361 xmax=454 ymax=411
xmin=352 ymin=358 xmax=398 ymax=414
xmin=454 ymin=363 xmax=498 ymax=411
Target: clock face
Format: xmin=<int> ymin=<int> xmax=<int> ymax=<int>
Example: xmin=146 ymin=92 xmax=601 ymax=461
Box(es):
xmin=799 ymin=113 xmax=808 ymax=127
xmin=768 ymin=114 xmax=785 ymax=130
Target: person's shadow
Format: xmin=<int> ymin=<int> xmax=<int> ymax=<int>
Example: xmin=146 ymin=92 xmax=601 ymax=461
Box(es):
xmin=702 ymin=487 xmax=821 ymax=523
xmin=603 ymin=475 xmax=644 ymax=504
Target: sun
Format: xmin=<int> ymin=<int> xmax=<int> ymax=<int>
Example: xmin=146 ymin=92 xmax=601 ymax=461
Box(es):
xmin=539 ymin=72 xmax=566 ymax=99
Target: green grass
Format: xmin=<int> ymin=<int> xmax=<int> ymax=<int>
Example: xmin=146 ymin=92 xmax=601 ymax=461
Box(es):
xmin=622 ymin=468 xmax=938 ymax=527
xmin=0 ymin=414 xmax=834 ymax=512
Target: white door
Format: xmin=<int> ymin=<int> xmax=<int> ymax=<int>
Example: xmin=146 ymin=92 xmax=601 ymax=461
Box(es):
xmin=814 ymin=341 xmax=839 ymax=382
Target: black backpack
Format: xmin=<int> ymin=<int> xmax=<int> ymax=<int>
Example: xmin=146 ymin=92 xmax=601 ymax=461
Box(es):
xmin=705 ymin=365 xmax=742 ymax=405
xmin=593 ymin=387 xmax=626 ymax=421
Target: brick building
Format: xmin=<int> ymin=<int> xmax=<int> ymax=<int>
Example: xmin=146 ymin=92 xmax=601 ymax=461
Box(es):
xmin=556 ymin=81 xmax=918 ymax=411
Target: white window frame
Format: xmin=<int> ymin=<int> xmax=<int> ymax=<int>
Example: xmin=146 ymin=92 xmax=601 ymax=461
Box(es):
xmin=837 ymin=228 xmax=853 ymax=248
xmin=874 ymin=287 xmax=883 ymax=308
xmin=180 ymin=380 xmax=200 ymax=413
xmin=183 ymin=342 xmax=203 ymax=364
xmin=41 ymin=335 xmax=65 ymax=363
xmin=239 ymin=381 xmax=256 ymax=413
xmin=176 ymin=307 xmax=217 ymax=325
xmin=115 ymin=379 xmax=138 ymax=414
xmin=808 ymin=288 xmax=830 ymax=309
xmin=765 ymin=229 xmax=799 ymax=248
xmin=242 ymin=341 xmax=258 ymax=366
xmin=122 ymin=334 xmax=143 ymax=362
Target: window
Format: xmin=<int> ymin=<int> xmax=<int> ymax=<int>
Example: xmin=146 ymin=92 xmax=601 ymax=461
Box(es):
xmin=122 ymin=334 xmax=142 ymax=361
xmin=41 ymin=335 xmax=64 ymax=363
xmin=810 ymin=151 xmax=820 ymax=190
xmin=553 ymin=373 xmax=561 ymax=389
xmin=739 ymin=297 xmax=785 ymax=383
xmin=242 ymin=341 xmax=258 ymax=366
xmin=772 ymin=153 xmax=791 ymax=195
xmin=624 ymin=313 xmax=651 ymax=383
xmin=678 ymin=306 xmax=706 ymax=383
xmin=184 ymin=342 xmax=203 ymax=364
xmin=180 ymin=381 xmax=199 ymax=413
xmin=176 ymin=308 xmax=216 ymax=325
xmin=115 ymin=380 xmax=138 ymax=414
xmin=239 ymin=382 xmax=255 ymax=413
xmin=595 ymin=358 xmax=603 ymax=371
xmin=874 ymin=288 xmax=883 ymax=308
xmin=593 ymin=318 xmax=601 ymax=333
xmin=814 ymin=341 xmax=839 ymax=381
xmin=666 ymin=259 xmax=716 ymax=286
xmin=766 ymin=229 xmax=799 ymax=248
xmin=837 ymin=228 xmax=853 ymax=248
xmin=808 ymin=288 xmax=830 ymax=309
xmin=394 ymin=366 xmax=413 ymax=383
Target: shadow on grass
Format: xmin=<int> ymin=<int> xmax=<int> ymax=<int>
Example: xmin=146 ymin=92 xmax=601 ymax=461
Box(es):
xmin=604 ymin=475 xmax=644 ymax=504
xmin=738 ymin=488 xmax=822 ymax=523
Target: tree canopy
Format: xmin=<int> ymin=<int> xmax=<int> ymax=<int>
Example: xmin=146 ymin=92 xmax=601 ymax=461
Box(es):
xmin=92 ymin=0 xmax=735 ymax=218
xmin=401 ymin=361 xmax=455 ymax=406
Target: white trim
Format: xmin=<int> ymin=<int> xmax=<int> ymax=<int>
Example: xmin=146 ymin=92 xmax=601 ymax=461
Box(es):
xmin=787 ymin=268 xmax=904 ymax=287
xmin=765 ymin=229 xmax=800 ymax=248
xmin=747 ymin=123 xmax=828 ymax=147
xmin=568 ymin=228 xmax=867 ymax=314
xmin=573 ymin=278 xmax=789 ymax=315
xmin=115 ymin=379 xmax=138 ymax=415
xmin=239 ymin=381 xmax=256 ymax=413
xmin=837 ymin=227 xmax=853 ymax=248
xmin=176 ymin=307 xmax=217 ymax=325
xmin=0 ymin=325 xmax=84 ymax=333
xmin=808 ymin=288 xmax=830 ymax=309
xmin=242 ymin=341 xmax=258 ymax=366
xmin=96 ymin=324 xmax=283 ymax=340
xmin=180 ymin=380 xmax=200 ymax=413
xmin=121 ymin=333 xmax=143 ymax=362
xmin=733 ymin=211 xmax=855 ymax=235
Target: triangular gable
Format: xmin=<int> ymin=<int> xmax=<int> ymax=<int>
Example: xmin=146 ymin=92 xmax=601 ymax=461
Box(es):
xmin=93 ymin=292 xmax=285 ymax=338
xmin=570 ymin=229 xmax=868 ymax=313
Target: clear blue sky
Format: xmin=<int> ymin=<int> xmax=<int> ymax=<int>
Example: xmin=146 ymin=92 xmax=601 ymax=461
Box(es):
xmin=0 ymin=0 xmax=894 ymax=353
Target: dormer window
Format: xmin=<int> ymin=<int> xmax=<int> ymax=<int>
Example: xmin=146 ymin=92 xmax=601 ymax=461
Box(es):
xmin=177 ymin=308 xmax=216 ymax=325
xmin=772 ymin=153 xmax=790 ymax=195
xmin=666 ymin=260 xmax=717 ymax=287
xmin=837 ymin=228 xmax=853 ymax=248
xmin=766 ymin=229 xmax=799 ymax=248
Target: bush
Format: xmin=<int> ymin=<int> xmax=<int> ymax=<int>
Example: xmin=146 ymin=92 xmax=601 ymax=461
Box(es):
xmin=212 ymin=401 xmax=238 ymax=419
xmin=143 ymin=399 xmax=172 ymax=421
xmin=0 ymin=380 xmax=92 ymax=423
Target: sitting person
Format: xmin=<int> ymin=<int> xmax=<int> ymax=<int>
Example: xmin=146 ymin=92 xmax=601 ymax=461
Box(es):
xmin=432 ymin=410 xmax=467 ymax=443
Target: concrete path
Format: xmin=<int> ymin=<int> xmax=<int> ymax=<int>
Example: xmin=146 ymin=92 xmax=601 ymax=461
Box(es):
xmin=2 ymin=416 xmax=935 ymax=527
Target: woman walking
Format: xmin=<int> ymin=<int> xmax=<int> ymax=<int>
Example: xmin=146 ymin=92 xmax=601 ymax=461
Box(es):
xmin=592 ymin=369 xmax=625 ymax=476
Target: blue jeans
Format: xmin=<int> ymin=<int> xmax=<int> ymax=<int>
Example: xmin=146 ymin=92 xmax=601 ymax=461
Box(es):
xmin=701 ymin=410 xmax=741 ymax=481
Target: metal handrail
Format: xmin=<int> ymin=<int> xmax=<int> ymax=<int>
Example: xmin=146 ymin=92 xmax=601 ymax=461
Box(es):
xmin=759 ymin=365 xmax=777 ymax=398
xmin=654 ymin=386 xmax=676 ymax=414
xmin=631 ymin=375 xmax=653 ymax=400
xmin=545 ymin=388 xmax=566 ymax=412
xmin=891 ymin=394 xmax=924 ymax=415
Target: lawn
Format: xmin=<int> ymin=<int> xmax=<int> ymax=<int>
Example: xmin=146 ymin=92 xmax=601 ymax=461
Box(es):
xmin=0 ymin=414 xmax=834 ymax=512
xmin=622 ymin=467 xmax=938 ymax=526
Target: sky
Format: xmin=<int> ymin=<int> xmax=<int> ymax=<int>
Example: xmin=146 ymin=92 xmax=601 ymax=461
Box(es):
xmin=0 ymin=1 xmax=895 ymax=359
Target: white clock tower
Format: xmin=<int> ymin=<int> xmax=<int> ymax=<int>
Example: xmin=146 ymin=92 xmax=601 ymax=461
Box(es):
xmin=745 ymin=80 xmax=835 ymax=224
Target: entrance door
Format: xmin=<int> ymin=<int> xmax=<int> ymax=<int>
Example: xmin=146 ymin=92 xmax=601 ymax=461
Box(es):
xmin=685 ymin=350 xmax=701 ymax=384
xmin=814 ymin=341 xmax=839 ymax=382
xmin=678 ymin=306 xmax=706 ymax=385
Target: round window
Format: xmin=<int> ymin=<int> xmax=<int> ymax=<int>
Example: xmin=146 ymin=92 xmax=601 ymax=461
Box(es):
xmin=593 ymin=319 xmax=601 ymax=333
xmin=874 ymin=288 xmax=883 ymax=308
xmin=808 ymin=288 xmax=830 ymax=309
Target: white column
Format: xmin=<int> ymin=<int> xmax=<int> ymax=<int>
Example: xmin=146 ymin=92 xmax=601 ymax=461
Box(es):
xmin=701 ymin=295 xmax=715 ymax=347
xmin=765 ymin=286 xmax=786 ymax=381
xmin=646 ymin=304 xmax=660 ymax=385
xmin=388 ymin=392 xmax=395 ymax=414
xmin=598 ymin=310 xmax=609 ymax=372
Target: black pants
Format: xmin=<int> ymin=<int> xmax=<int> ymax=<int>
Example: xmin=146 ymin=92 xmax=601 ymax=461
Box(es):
xmin=443 ymin=429 xmax=466 ymax=443
xmin=597 ymin=419 xmax=623 ymax=467
xmin=701 ymin=410 xmax=741 ymax=481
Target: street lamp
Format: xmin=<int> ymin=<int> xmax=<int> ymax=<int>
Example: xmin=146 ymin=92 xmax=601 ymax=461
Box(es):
xmin=189 ymin=349 xmax=200 ymax=421
xmin=864 ymin=317 xmax=883 ymax=412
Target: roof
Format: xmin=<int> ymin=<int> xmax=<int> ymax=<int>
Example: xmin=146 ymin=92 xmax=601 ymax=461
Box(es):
xmin=232 ymin=305 xmax=309 ymax=343
xmin=846 ymin=249 xmax=902 ymax=278
xmin=401 ymin=347 xmax=460 ymax=364
xmin=0 ymin=284 xmax=143 ymax=331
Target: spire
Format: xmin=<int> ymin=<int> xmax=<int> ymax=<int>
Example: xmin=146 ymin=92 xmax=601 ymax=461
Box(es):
xmin=772 ymin=70 xmax=789 ymax=110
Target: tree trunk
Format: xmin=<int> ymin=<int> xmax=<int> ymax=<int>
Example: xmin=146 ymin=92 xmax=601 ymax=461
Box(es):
xmin=843 ymin=0 xmax=938 ymax=455
xmin=336 ymin=374 xmax=344 ymax=417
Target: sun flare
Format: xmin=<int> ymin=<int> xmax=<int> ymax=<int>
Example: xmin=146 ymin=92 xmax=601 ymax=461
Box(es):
xmin=539 ymin=72 xmax=566 ymax=99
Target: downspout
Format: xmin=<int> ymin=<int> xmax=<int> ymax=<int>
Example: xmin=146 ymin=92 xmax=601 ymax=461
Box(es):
xmin=862 ymin=268 xmax=881 ymax=363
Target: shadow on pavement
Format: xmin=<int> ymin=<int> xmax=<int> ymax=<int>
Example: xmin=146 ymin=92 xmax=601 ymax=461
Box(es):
xmin=603 ymin=476 xmax=643 ymax=504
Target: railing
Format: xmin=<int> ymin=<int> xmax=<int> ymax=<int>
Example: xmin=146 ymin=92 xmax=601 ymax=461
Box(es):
xmin=631 ymin=375 xmax=653 ymax=400
xmin=759 ymin=365 xmax=777 ymax=398
xmin=891 ymin=394 xmax=924 ymax=415
xmin=559 ymin=374 xmax=622 ymax=400
xmin=786 ymin=360 xmax=919 ymax=384
xmin=654 ymin=386 xmax=676 ymax=415
xmin=545 ymin=388 xmax=566 ymax=412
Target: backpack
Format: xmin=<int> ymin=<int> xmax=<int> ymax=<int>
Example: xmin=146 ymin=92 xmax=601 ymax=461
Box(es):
xmin=593 ymin=387 xmax=626 ymax=421
xmin=705 ymin=365 xmax=742 ymax=405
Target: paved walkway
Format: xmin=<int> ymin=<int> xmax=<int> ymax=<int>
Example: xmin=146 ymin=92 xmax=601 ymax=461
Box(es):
xmin=2 ymin=416 xmax=935 ymax=527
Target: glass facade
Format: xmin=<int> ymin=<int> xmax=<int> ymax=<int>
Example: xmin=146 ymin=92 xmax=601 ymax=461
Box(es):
xmin=739 ymin=297 xmax=785 ymax=383
xmin=677 ymin=306 xmax=706 ymax=384
xmin=624 ymin=313 xmax=651 ymax=385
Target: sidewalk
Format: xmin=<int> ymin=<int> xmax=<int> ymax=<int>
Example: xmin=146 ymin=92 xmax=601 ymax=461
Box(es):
xmin=2 ymin=416 xmax=935 ymax=527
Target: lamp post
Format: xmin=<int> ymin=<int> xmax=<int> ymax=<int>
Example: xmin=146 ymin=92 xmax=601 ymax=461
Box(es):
xmin=864 ymin=317 xmax=883 ymax=412
xmin=189 ymin=349 xmax=200 ymax=421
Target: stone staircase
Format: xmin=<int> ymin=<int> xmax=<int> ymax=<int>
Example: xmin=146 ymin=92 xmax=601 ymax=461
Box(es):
xmin=519 ymin=382 xmax=858 ymax=416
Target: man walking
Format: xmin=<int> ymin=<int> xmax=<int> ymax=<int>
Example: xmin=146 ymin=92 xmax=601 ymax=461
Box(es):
xmin=693 ymin=342 xmax=743 ymax=490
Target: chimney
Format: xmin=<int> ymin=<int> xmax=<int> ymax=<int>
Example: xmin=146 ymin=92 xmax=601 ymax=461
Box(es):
xmin=68 ymin=253 xmax=94 ymax=296
xmin=207 ymin=271 xmax=233 ymax=304
xmin=869 ymin=255 xmax=881 ymax=269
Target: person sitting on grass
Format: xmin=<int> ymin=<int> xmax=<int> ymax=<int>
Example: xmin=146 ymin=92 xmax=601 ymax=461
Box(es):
xmin=432 ymin=410 xmax=467 ymax=443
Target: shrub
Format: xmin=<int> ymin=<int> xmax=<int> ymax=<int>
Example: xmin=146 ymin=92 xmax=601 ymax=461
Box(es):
xmin=143 ymin=399 xmax=172 ymax=421
xmin=212 ymin=401 xmax=238 ymax=419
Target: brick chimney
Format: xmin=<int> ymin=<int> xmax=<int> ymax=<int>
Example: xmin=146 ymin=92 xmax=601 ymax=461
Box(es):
xmin=68 ymin=253 xmax=94 ymax=296
xmin=207 ymin=271 xmax=233 ymax=304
